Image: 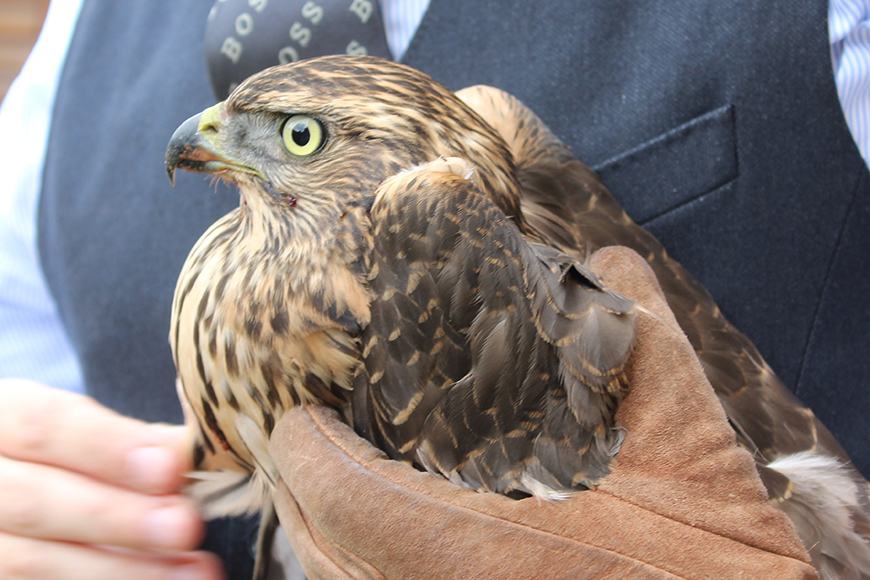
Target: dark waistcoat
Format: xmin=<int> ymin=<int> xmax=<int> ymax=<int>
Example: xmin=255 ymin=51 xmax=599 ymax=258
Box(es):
xmin=39 ymin=0 xmax=870 ymax=574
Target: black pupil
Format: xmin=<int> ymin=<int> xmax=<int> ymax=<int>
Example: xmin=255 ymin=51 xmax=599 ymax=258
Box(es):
xmin=291 ymin=122 xmax=311 ymax=146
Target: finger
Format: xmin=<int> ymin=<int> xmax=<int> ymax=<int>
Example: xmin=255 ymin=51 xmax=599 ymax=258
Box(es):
xmin=0 ymin=531 xmax=223 ymax=580
xmin=0 ymin=379 xmax=190 ymax=494
xmin=0 ymin=454 xmax=204 ymax=551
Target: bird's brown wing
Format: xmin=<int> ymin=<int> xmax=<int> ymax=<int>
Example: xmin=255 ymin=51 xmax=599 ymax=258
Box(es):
xmin=352 ymin=158 xmax=635 ymax=495
xmin=456 ymin=86 xmax=870 ymax=554
xmin=457 ymin=85 xmax=853 ymax=468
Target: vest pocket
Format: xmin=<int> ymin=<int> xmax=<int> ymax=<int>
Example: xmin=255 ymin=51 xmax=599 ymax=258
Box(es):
xmin=592 ymin=104 xmax=738 ymax=225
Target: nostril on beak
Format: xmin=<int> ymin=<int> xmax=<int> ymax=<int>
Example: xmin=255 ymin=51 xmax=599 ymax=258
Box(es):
xmin=197 ymin=102 xmax=224 ymax=136
xmin=200 ymin=120 xmax=219 ymax=135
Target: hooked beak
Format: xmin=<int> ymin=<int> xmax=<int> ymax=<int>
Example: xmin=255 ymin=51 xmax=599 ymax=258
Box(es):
xmin=165 ymin=104 xmax=260 ymax=185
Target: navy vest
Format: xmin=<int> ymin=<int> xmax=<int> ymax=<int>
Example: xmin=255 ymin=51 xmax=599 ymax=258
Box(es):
xmin=39 ymin=0 xmax=870 ymax=575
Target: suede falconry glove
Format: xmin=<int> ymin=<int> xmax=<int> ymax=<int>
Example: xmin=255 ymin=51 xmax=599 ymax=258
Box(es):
xmin=266 ymin=247 xmax=816 ymax=580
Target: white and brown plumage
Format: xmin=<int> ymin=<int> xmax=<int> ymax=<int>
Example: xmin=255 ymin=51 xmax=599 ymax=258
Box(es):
xmin=166 ymin=55 xmax=870 ymax=578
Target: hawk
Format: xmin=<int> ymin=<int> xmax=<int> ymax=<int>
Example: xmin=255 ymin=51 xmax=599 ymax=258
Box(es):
xmin=165 ymin=55 xmax=870 ymax=578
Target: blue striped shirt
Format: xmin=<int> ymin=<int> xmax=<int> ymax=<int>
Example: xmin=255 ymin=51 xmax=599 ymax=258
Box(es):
xmin=382 ymin=0 xmax=431 ymax=60
xmin=831 ymin=0 xmax=870 ymax=164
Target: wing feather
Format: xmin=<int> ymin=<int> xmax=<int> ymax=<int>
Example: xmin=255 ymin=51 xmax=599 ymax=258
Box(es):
xmin=355 ymin=160 xmax=635 ymax=494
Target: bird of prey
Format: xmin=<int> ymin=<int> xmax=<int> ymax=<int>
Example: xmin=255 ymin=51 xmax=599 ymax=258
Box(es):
xmin=165 ymin=55 xmax=870 ymax=579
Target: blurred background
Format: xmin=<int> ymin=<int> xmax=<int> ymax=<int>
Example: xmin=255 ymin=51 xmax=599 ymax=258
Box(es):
xmin=0 ymin=0 xmax=50 ymax=101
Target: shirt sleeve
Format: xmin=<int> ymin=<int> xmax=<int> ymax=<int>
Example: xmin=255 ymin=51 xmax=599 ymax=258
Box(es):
xmin=0 ymin=0 xmax=86 ymax=392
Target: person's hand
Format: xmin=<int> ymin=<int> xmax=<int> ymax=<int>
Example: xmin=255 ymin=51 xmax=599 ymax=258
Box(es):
xmin=267 ymin=247 xmax=817 ymax=580
xmin=0 ymin=380 xmax=224 ymax=580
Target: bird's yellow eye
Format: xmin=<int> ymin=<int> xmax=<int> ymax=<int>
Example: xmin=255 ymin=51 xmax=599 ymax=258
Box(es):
xmin=281 ymin=115 xmax=324 ymax=157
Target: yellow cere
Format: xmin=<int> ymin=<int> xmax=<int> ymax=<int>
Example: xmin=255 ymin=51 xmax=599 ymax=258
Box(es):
xmin=198 ymin=102 xmax=224 ymax=133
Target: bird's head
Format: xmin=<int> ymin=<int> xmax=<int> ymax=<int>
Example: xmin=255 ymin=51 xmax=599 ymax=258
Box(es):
xmin=165 ymin=55 xmax=521 ymax=217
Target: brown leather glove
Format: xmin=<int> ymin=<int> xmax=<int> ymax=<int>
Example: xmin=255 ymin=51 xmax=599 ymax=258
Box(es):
xmin=267 ymin=246 xmax=817 ymax=580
